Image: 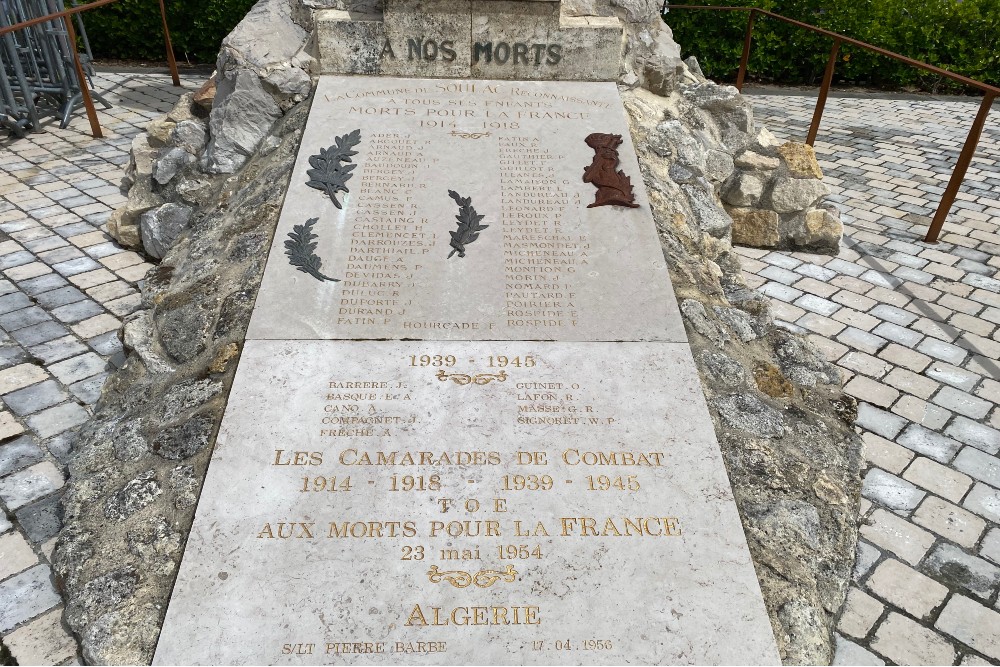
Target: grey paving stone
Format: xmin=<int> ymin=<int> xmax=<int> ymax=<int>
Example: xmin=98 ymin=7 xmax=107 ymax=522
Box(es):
xmin=917 ymin=337 xmax=968 ymax=365
xmin=49 ymin=353 xmax=106 ymax=385
xmin=760 ymin=265 xmax=801 ymax=285
xmin=0 ymin=292 xmax=32 ymax=315
xmin=16 ymin=273 xmax=67 ymax=296
xmin=13 ymin=490 xmax=63 ymax=544
xmin=833 ymin=634 xmax=885 ymax=666
xmin=37 ymin=246 xmax=84 ymax=264
xmin=33 ymin=285 xmax=86 ymax=309
xmin=796 ymin=263 xmax=838 ymax=281
xmin=86 ymin=330 xmax=123 ymax=357
xmin=0 ymin=512 xmax=10 ymax=533
xmin=871 ymin=322 xmax=923 ymax=346
xmin=0 ymin=250 xmax=34 ymax=271
xmin=896 ymin=424 xmax=962 ymax=463
xmin=945 ymin=417 xmax=1000 ymax=455
xmin=68 ymin=372 xmax=108 ymax=405
xmin=50 ymin=299 xmax=104 ymax=324
xmin=953 ymin=447 xmax=1000 ymax=488
xmin=861 ymin=269 xmax=903 ymax=289
xmin=2 ymin=380 xmax=68 ymax=416
xmin=28 ymin=336 xmax=88 ymax=365
xmin=0 ymin=307 xmax=49 ymax=332
xmin=923 ymin=543 xmax=1000 ymax=601
xmin=0 ymin=435 xmax=43 ymax=477
xmin=964 ymin=484 xmax=1000 ymax=524
xmin=838 ymin=327 xmax=888 ymax=355
xmin=854 ymin=539 xmax=882 ymax=581
xmin=25 ymin=402 xmax=89 ymax=439
xmin=862 ymin=467 xmax=926 ymax=511
xmin=0 ymin=565 xmax=62 ymax=633
xmin=963 ymin=274 xmax=1000 ymax=293
xmin=982 ymin=528 xmax=1000 ymax=566
xmin=795 ymin=294 xmax=841 ymax=317
xmin=0 ymin=344 xmax=29 ymax=369
xmin=826 ymin=258 xmax=867 ymax=277
xmin=932 ymin=386 xmax=993 ymax=420
xmin=871 ymin=304 xmax=919 ymax=326
xmin=0 ymin=461 xmax=62 ymax=510
xmin=856 ymin=403 xmax=908 ymax=439
xmin=894 ymin=266 xmax=934 ymax=285
xmin=924 ymin=363 xmax=981 ymax=392
xmin=10 ymin=320 xmax=69 ymax=348
xmin=760 ymin=282 xmax=803 ymax=303
xmin=50 ymin=256 xmax=101 ymax=277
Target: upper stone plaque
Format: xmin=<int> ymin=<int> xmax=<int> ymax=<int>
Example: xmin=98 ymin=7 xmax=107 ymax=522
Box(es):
xmin=247 ymin=76 xmax=685 ymax=342
xmin=316 ymin=0 xmax=624 ymax=80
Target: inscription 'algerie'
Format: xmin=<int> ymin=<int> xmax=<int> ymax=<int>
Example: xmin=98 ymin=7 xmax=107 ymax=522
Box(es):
xmin=380 ymin=38 xmax=563 ymax=66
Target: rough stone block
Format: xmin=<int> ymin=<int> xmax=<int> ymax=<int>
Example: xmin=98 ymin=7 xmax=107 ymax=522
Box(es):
xmin=730 ymin=208 xmax=779 ymax=248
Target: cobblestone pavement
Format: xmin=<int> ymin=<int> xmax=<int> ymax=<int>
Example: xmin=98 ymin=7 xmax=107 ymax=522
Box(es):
xmin=2 ymin=73 xmax=1000 ymax=664
xmin=744 ymin=89 xmax=1000 ymax=665
xmin=0 ymin=71 xmax=202 ymax=664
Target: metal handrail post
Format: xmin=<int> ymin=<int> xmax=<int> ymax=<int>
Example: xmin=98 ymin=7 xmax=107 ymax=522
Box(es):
xmin=158 ymin=0 xmax=180 ymax=86
xmin=62 ymin=12 xmax=101 ymax=137
xmin=806 ymin=37 xmax=840 ymax=146
xmin=735 ymin=8 xmax=756 ymax=92
xmin=924 ymin=92 xmax=996 ymax=244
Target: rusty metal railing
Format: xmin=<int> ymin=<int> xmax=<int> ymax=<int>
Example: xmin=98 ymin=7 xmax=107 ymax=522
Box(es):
xmin=1 ymin=0 xmax=180 ymax=139
xmin=662 ymin=4 xmax=999 ymax=244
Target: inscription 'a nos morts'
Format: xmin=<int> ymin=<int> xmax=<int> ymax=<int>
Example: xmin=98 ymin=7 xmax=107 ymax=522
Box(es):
xmin=389 ymin=38 xmax=563 ymax=66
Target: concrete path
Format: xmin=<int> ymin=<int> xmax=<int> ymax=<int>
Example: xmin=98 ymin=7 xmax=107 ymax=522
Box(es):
xmin=1 ymin=74 xmax=998 ymax=664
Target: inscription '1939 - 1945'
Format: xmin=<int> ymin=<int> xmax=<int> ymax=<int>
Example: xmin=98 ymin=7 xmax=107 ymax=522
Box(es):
xmin=383 ymin=38 xmax=563 ymax=66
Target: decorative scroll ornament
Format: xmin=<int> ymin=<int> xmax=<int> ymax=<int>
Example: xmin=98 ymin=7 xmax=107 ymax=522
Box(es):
xmin=306 ymin=129 xmax=361 ymax=209
xmin=446 ymin=190 xmax=489 ymax=258
xmin=284 ymin=218 xmax=339 ymax=283
xmin=450 ymin=130 xmax=491 ymax=140
xmin=436 ymin=370 xmax=507 ymax=386
xmin=582 ymin=132 xmax=639 ymax=208
xmin=427 ymin=565 xmax=518 ymax=588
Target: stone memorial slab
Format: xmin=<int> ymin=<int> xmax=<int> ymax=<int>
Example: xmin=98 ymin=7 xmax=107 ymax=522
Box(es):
xmin=316 ymin=1 xmax=623 ymax=80
xmin=246 ymin=77 xmax=685 ymax=343
xmin=153 ymin=339 xmax=779 ymax=665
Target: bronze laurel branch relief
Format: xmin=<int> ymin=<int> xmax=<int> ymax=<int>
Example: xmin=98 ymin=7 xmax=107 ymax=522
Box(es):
xmin=582 ymin=133 xmax=639 ymax=208
xmin=446 ymin=190 xmax=489 ymax=258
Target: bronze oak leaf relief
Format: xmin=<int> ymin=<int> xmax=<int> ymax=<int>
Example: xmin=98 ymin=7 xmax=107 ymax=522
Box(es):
xmin=306 ymin=129 xmax=361 ymax=209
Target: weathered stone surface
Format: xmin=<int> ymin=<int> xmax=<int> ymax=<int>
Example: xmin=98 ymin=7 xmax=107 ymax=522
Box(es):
xmin=779 ymin=141 xmax=823 ymax=179
xmin=152 ymin=147 xmax=195 ymax=186
xmin=731 ymin=207 xmax=780 ymax=248
xmin=315 ymin=10 xmax=384 ymax=75
xmin=625 ymin=85 xmax=861 ymax=664
xmin=53 ymin=100 xmax=313 ymax=665
xmin=221 ymin=0 xmax=308 ymax=72
xmin=770 ymin=176 xmax=830 ymax=214
xmin=171 ymin=120 xmax=208 ymax=155
xmin=192 ymin=76 xmax=217 ymax=111
xmin=139 ymin=203 xmax=193 ymax=260
xmin=723 ymin=171 xmax=765 ymax=207
xmin=201 ymin=70 xmax=283 ymax=174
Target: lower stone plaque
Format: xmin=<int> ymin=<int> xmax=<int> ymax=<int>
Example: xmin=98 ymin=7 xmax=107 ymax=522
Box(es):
xmin=153 ymin=340 xmax=779 ymax=664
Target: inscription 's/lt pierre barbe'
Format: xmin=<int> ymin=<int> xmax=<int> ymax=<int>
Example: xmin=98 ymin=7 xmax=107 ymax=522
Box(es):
xmin=261 ymin=351 xmax=679 ymax=657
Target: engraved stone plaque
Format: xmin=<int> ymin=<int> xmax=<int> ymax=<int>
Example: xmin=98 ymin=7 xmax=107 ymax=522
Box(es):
xmin=153 ymin=340 xmax=779 ymax=665
xmin=247 ymin=77 xmax=686 ymax=343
